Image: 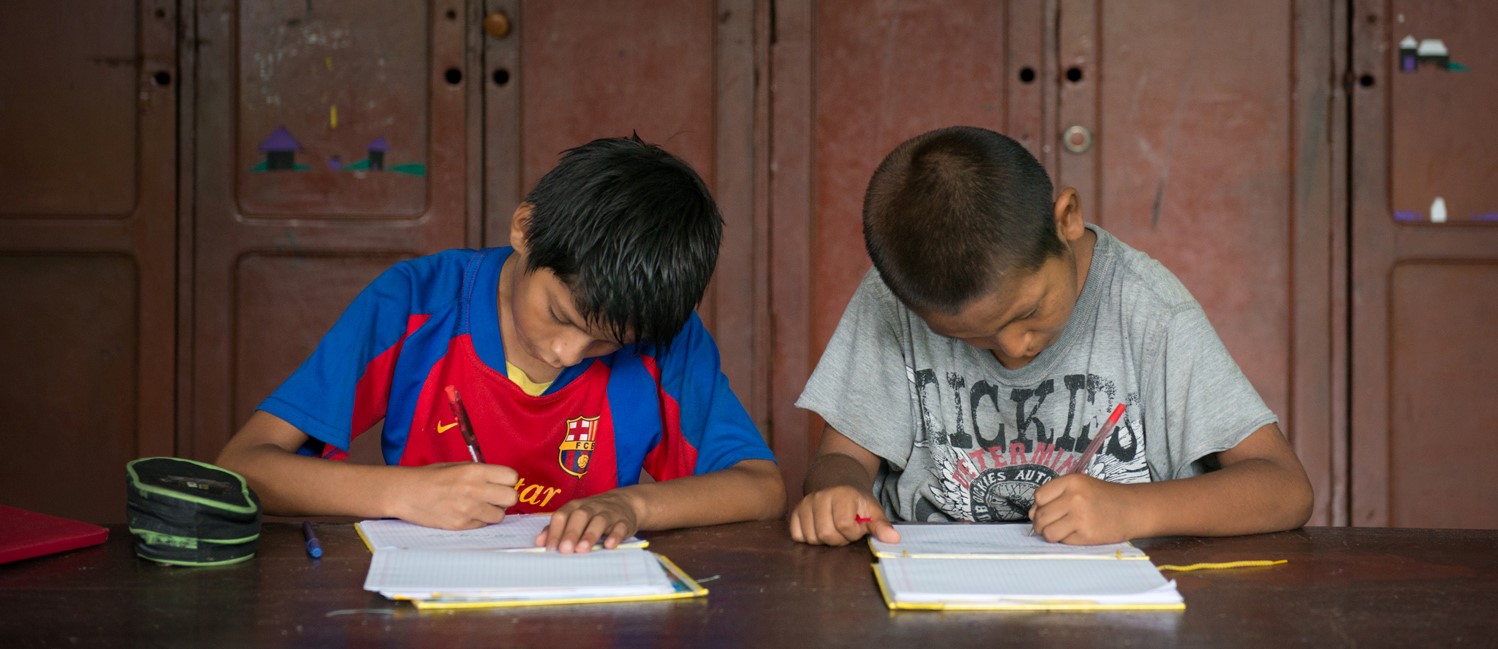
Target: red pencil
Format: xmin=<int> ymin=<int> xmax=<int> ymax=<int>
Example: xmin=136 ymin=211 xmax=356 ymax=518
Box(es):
xmin=1070 ymin=403 xmax=1126 ymax=477
xmin=444 ymin=385 xmax=486 ymax=463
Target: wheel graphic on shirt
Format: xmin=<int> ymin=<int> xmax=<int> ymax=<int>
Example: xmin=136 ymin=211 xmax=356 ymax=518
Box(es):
xmin=969 ymin=465 xmax=1056 ymax=522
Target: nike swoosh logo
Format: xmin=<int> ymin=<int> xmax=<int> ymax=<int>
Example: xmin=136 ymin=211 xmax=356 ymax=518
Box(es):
xmin=437 ymin=421 xmax=457 ymax=434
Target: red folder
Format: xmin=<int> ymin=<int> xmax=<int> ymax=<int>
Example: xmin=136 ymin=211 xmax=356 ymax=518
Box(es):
xmin=0 ymin=505 xmax=109 ymax=564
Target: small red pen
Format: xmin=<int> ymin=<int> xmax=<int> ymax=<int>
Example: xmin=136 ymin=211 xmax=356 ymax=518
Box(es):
xmin=854 ymin=515 xmax=872 ymax=524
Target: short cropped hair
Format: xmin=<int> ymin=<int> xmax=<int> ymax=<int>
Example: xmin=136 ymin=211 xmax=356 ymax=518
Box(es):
xmin=863 ymin=126 xmax=1064 ymax=314
xmin=522 ymin=134 xmax=721 ymax=346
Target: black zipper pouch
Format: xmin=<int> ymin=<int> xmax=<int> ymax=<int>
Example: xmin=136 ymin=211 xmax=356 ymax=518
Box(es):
xmin=126 ymin=457 xmax=261 ymax=566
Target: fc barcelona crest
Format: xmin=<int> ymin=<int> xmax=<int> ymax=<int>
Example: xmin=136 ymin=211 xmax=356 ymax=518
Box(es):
xmin=559 ymin=416 xmax=599 ymax=477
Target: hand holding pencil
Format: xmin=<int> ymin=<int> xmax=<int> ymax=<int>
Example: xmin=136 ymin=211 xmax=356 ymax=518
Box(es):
xmin=379 ymin=385 xmax=520 ymax=530
xmin=789 ymin=484 xmax=900 ymax=546
xmin=1028 ymin=403 xmax=1130 ymax=544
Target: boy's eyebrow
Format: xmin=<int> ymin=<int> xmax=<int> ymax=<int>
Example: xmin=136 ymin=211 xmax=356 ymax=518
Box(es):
xmin=550 ymin=289 xmax=631 ymax=344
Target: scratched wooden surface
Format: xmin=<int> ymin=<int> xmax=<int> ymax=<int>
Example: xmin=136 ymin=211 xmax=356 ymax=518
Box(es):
xmin=2 ymin=521 xmax=1495 ymax=647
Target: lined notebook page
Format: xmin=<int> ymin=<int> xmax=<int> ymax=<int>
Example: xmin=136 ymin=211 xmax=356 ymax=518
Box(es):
xmin=870 ymin=523 xmax=1145 ymax=559
xmin=365 ymin=548 xmax=676 ymax=599
xmin=357 ymin=515 xmax=646 ymax=552
xmin=877 ymin=556 xmax=1181 ymax=606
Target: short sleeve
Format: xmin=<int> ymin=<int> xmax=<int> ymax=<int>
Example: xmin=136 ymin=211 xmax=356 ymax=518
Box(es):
xmin=1143 ymin=305 xmax=1278 ymax=480
xmin=795 ymin=272 xmax=920 ymax=469
xmin=256 ymin=261 xmax=429 ymax=454
xmin=644 ymin=314 xmax=775 ymax=480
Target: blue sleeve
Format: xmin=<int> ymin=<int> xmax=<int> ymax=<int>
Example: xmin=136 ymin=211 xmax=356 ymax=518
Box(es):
xmin=651 ymin=314 xmax=777 ymax=477
xmin=256 ymin=251 xmax=468 ymax=453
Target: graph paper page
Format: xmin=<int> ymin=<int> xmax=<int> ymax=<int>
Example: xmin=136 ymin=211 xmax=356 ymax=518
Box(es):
xmin=357 ymin=514 xmax=645 ymax=552
xmin=870 ymin=523 xmax=1145 ymax=559
xmin=365 ymin=548 xmax=676 ymax=599
xmin=877 ymin=556 xmax=1180 ymax=606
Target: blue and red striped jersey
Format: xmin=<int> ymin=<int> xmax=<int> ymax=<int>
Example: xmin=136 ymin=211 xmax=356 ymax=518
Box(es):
xmin=258 ymin=247 xmax=775 ymax=514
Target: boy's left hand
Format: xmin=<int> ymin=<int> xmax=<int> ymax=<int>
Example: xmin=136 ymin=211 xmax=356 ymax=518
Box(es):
xmin=1028 ymin=474 xmax=1137 ymax=545
xmin=535 ymin=491 xmax=644 ymax=554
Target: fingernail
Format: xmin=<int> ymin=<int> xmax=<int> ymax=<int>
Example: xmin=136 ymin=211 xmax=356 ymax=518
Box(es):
xmin=560 ymin=540 xmax=573 ymax=553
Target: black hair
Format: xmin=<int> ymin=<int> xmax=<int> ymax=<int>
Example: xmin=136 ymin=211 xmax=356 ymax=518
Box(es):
xmin=521 ymin=134 xmax=722 ymax=347
xmin=863 ymin=125 xmax=1064 ymax=314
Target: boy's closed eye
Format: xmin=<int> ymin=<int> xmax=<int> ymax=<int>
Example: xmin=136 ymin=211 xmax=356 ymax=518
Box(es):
xmin=996 ymin=304 xmax=1041 ymax=331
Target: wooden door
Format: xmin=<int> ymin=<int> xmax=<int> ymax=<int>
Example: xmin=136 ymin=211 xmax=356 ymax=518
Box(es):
xmin=1059 ymin=0 xmax=1343 ymax=524
xmin=0 ymin=2 xmax=177 ymax=523
xmin=770 ymin=0 xmax=1049 ymax=501
xmin=480 ymin=0 xmax=769 ymax=431
xmin=1350 ymin=0 xmax=1498 ymax=528
xmin=186 ymin=0 xmax=471 ymax=463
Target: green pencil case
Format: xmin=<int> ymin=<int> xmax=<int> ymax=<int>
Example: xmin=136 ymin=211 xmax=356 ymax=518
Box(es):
xmin=126 ymin=457 xmax=262 ymax=566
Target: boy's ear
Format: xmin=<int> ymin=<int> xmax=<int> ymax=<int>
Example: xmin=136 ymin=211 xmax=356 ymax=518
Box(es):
xmin=1052 ymin=188 xmax=1086 ymax=243
xmin=509 ymin=203 xmax=534 ymax=255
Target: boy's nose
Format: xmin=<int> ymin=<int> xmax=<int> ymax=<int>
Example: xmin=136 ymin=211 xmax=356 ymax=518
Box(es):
xmin=999 ymin=332 xmax=1033 ymax=359
xmin=553 ymin=336 xmax=587 ymax=367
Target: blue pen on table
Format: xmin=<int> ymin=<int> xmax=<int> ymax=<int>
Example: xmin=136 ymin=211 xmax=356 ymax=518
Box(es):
xmin=302 ymin=521 xmax=323 ymax=559
xmin=445 ymin=385 xmax=486 ymax=463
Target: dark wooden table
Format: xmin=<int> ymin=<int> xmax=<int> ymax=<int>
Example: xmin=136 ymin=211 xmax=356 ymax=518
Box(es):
xmin=2 ymin=521 xmax=1495 ymax=648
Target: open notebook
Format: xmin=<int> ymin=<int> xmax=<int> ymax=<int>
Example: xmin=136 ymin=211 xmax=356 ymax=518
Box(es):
xmin=869 ymin=524 xmax=1182 ymax=611
xmin=875 ymin=556 xmax=1183 ymax=611
xmin=356 ymin=515 xmax=703 ymax=609
xmin=365 ymin=547 xmax=705 ymax=609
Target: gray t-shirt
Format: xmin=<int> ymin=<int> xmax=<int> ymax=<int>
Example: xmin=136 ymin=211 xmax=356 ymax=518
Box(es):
xmin=797 ymin=225 xmax=1276 ymax=522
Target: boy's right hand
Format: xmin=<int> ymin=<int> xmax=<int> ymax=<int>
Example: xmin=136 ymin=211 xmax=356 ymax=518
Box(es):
xmin=394 ymin=462 xmax=520 ymax=530
xmin=789 ymin=485 xmax=900 ymax=546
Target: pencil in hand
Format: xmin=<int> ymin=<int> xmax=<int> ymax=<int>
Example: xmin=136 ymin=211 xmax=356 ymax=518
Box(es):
xmin=444 ymin=385 xmax=486 ymax=463
xmin=1030 ymin=403 xmax=1127 ymax=538
xmin=1069 ymin=403 xmax=1126 ymax=478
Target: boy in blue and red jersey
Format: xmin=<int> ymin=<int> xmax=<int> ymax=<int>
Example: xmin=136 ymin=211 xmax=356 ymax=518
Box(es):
xmin=217 ymin=135 xmax=785 ymax=553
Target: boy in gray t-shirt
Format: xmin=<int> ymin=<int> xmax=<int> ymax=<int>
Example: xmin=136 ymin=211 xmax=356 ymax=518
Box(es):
xmin=791 ymin=126 xmax=1312 ymax=546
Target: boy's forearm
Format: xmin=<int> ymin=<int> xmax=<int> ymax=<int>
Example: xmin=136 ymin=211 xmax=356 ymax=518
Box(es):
xmin=802 ymin=452 xmax=876 ymax=495
xmin=216 ymin=442 xmax=404 ymax=520
xmin=619 ymin=460 xmax=786 ymax=531
xmin=1125 ymin=457 xmax=1313 ymax=538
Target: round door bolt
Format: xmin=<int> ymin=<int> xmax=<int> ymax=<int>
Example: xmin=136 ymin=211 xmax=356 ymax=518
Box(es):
xmin=1062 ymin=125 xmax=1093 ymax=154
xmin=484 ymin=11 xmax=512 ymax=38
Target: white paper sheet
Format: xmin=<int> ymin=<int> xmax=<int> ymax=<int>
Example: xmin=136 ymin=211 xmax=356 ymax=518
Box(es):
xmin=876 ymin=556 xmax=1182 ymax=608
xmin=869 ymin=523 xmax=1146 ymax=559
xmin=356 ymin=514 xmax=646 ymax=553
xmin=365 ymin=547 xmax=676 ymax=600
